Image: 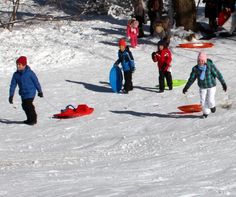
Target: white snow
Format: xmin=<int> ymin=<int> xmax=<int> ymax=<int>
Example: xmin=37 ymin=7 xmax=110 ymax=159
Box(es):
xmin=0 ymin=1 xmax=236 ymax=196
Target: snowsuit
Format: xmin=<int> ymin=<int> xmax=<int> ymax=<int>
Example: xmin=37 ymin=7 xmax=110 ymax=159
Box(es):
xmin=9 ymin=65 xmax=43 ymax=124
xmin=115 ymin=47 xmax=135 ymax=93
xmin=127 ymin=21 xmax=139 ymax=48
xmin=183 ymin=59 xmax=226 ymax=115
xmin=147 ymin=0 xmax=163 ymax=35
xmin=152 ymin=47 xmax=172 ymax=92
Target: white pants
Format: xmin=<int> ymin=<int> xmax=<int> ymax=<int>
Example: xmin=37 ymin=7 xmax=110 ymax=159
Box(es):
xmin=199 ymin=86 xmax=216 ymax=115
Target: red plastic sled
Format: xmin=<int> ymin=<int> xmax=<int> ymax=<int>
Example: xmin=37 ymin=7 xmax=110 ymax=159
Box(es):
xmin=178 ymin=104 xmax=202 ymax=113
xmin=177 ymin=42 xmax=214 ymax=48
xmin=53 ymin=104 xmax=94 ymax=119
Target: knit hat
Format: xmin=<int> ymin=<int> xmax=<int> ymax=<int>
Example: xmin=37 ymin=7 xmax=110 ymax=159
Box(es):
xmin=16 ymin=56 xmax=27 ymax=65
xmin=118 ymin=39 xmax=126 ymax=47
xmin=198 ymin=52 xmax=207 ymax=63
xmin=157 ymin=40 xmax=166 ymax=48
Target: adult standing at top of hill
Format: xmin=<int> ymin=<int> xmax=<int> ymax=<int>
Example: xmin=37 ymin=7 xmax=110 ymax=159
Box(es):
xmin=147 ymin=0 xmax=163 ymax=36
xmin=132 ymin=0 xmax=146 ymax=38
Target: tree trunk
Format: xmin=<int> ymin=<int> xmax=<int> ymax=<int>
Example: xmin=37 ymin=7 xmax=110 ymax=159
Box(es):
xmin=174 ymin=0 xmax=197 ymax=31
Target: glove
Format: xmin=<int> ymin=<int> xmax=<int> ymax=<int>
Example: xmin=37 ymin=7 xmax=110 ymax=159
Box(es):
xmin=9 ymin=96 xmax=13 ymax=104
xmin=183 ymin=87 xmax=188 ymax=94
xmin=222 ymin=83 xmax=227 ymax=92
xmin=114 ymin=61 xmax=119 ymax=67
xmin=38 ymin=92 xmax=43 ymax=97
xmin=131 ymin=67 xmax=136 ymax=73
xmin=151 ymin=52 xmax=156 ymax=60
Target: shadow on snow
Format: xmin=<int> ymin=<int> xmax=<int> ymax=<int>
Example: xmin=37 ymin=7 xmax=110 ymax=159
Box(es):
xmin=110 ymin=110 xmax=201 ymax=119
xmin=66 ymin=79 xmax=113 ymax=93
xmin=0 ymin=119 xmax=24 ymax=124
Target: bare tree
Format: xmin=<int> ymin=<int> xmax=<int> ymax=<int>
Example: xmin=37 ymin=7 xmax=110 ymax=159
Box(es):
xmin=0 ymin=0 xmax=20 ymax=30
xmin=173 ymin=0 xmax=197 ymax=31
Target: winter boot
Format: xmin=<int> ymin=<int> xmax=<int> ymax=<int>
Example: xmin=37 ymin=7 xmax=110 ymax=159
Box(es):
xmin=210 ymin=107 xmax=216 ymax=113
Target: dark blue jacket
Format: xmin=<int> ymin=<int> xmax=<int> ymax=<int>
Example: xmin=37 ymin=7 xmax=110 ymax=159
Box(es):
xmin=115 ymin=47 xmax=135 ymax=72
xmin=9 ymin=66 xmax=42 ymax=100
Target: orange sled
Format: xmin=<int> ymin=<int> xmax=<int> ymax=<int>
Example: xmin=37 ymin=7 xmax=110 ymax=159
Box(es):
xmin=53 ymin=104 xmax=94 ymax=119
xmin=178 ymin=104 xmax=202 ymax=113
xmin=177 ymin=42 xmax=214 ymax=48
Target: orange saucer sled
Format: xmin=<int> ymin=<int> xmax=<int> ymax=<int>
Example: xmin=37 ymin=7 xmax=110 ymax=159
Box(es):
xmin=53 ymin=104 xmax=94 ymax=119
xmin=177 ymin=42 xmax=214 ymax=48
xmin=178 ymin=104 xmax=202 ymax=113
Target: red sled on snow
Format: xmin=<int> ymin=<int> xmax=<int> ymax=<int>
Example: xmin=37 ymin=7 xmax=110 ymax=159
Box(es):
xmin=177 ymin=42 xmax=214 ymax=48
xmin=53 ymin=104 xmax=94 ymax=119
xmin=178 ymin=104 xmax=202 ymax=113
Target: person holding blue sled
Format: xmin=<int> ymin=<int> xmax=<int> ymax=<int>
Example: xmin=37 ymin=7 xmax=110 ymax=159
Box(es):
xmin=182 ymin=51 xmax=227 ymax=118
xmin=114 ymin=39 xmax=135 ymax=94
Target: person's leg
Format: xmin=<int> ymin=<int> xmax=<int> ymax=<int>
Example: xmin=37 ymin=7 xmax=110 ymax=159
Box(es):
xmin=130 ymin=36 xmax=135 ymax=48
xmin=165 ymin=71 xmax=173 ymax=90
xmin=124 ymin=71 xmax=132 ymax=91
xmin=148 ymin=12 xmax=155 ymax=35
xmin=134 ymin=35 xmax=138 ymax=47
xmin=206 ymin=86 xmax=216 ymax=113
xmin=22 ymin=98 xmax=37 ymax=124
xmin=136 ymin=16 xmax=144 ymax=37
xmin=123 ymin=71 xmax=132 ymax=93
xmin=200 ymin=88 xmax=211 ymax=116
xmin=159 ymin=71 xmax=165 ymax=92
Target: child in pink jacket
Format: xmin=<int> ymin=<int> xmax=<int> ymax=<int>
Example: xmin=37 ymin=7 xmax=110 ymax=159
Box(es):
xmin=127 ymin=18 xmax=139 ymax=48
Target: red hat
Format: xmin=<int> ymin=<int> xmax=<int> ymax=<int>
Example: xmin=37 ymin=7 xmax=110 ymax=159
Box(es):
xmin=16 ymin=56 xmax=27 ymax=65
xmin=118 ymin=39 xmax=126 ymax=47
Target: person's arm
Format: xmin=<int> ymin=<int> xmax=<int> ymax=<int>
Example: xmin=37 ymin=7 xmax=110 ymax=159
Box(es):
xmin=183 ymin=67 xmax=197 ymax=93
xmin=9 ymin=73 xmax=17 ymax=97
xmin=114 ymin=52 xmax=121 ymax=66
xmin=9 ymin=73 xmax=17 ymax=104
xmin=30 ymin=71 xmax=43 ymax=94
xmin=211 ymin=63 xmax=227 ymax=91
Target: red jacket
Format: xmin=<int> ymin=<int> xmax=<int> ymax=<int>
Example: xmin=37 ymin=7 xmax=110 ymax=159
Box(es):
xmin=152 ymin=48 xmax=172 ymax=72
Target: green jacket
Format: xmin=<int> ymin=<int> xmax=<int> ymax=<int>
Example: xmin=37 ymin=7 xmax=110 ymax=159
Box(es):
xmin=185 ymin=59 xmax=226 ymax=89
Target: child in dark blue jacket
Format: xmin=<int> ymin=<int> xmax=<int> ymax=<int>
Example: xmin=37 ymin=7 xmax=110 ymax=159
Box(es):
xmin=9 ymin=56 xmax=43 ymax=125
xmin=115 ymin=39 xmax=135 ymax=94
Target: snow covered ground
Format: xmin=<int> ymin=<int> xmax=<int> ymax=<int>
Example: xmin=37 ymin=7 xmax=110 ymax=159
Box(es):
xmin=0 ymin=1 xmax=236 ymax=196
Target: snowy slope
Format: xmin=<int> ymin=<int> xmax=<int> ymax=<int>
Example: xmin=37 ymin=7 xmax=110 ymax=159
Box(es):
xmin=0 ymin=1 xmax=236 ymax=197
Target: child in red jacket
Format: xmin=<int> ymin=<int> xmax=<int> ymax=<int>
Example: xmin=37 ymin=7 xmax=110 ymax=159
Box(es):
xmin=127 ymin=18 xmax=139 ymax=48
xmin=152 ymin=40 xmax=172 ymax=92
